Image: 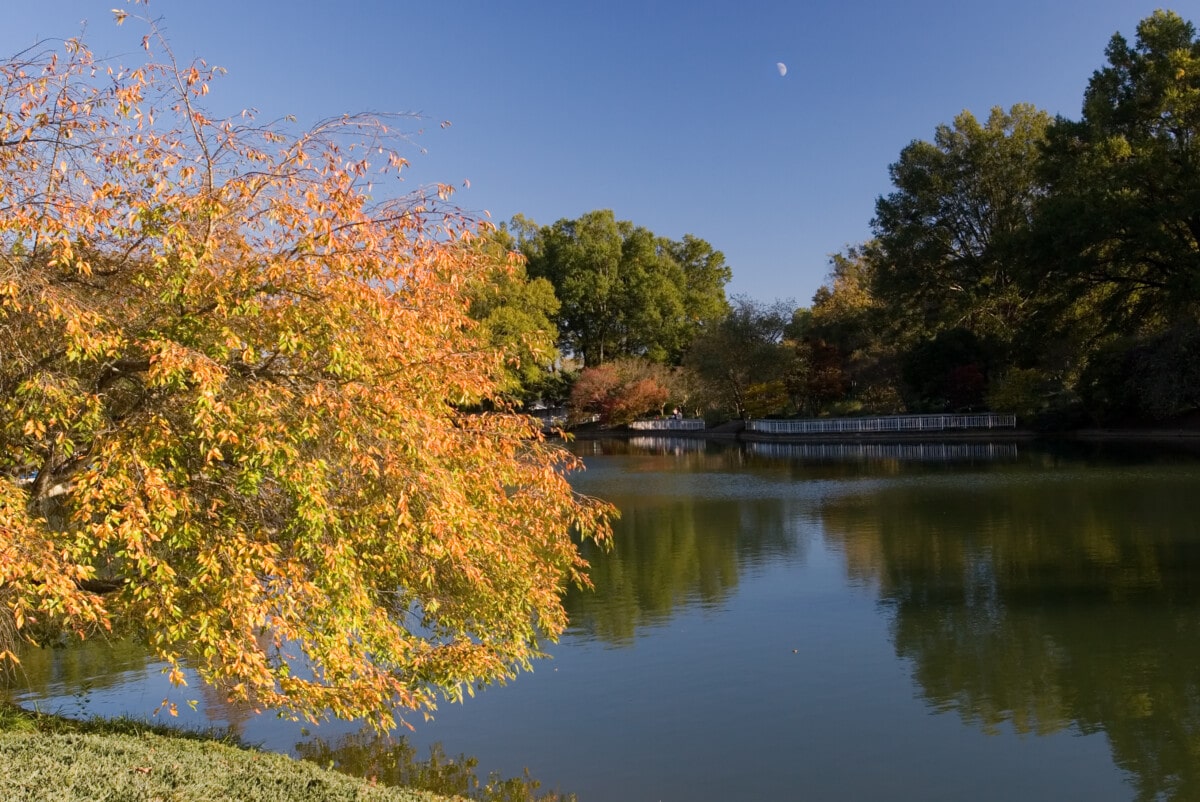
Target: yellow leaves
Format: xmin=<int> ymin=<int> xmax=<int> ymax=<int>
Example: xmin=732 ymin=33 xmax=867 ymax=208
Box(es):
xmin=22 ymin=418 xmax=47 ymax=439
xmin=0 ymin=25 xmax=613 ymax=730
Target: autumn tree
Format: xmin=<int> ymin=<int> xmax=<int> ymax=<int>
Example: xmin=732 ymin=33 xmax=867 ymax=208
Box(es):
xmin=684 ymin=297 xmax=795 ymax=419
xmin=0 ymin=25 xmax=610 ymax=728
xmin=806 ymin=245 xmax=902 ymax=413
xmin=567 ymin=358 xmax=680 ymax=425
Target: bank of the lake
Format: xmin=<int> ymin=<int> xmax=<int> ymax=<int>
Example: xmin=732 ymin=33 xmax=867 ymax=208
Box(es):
xmin=0 ymin=704 xmax=453 ymax=802
xmin=564 ymin=418 xmax=1200 ymax=445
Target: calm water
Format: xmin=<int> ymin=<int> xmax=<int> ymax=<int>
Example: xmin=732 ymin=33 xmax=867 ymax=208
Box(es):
xmin=7 ymin=438 xmax=1200 ymax=801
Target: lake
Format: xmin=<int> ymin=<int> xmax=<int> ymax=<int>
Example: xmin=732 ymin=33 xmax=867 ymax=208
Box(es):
xmin=6 ymin=437 xmax=1200 ymax=801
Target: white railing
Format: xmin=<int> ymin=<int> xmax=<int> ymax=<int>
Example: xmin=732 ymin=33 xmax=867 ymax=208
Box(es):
xmin=629 ymin=418 xmax=706 ymax=431
xmin=746 ymin=413 xmax=1016 ymax=435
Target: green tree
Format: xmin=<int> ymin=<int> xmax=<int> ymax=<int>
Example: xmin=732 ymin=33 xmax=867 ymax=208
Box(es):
xmin=872 ymin=104 xmax=1052 ymax=346
xmin=521 ymin=211 xmax=730 ymax=367
xmin=466 ymin=227 xmax=562 ymax=405
xmin=1034 ymin=10 xmax=1200 ymax=342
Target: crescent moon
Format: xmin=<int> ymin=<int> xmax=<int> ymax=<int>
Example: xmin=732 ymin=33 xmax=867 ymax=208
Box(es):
xmin=776 ymin=62 xmax=787 ymax=77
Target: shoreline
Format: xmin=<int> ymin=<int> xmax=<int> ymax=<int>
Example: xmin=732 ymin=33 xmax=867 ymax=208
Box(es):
xmin=561 ymin=423 xmax=1200 ymax=445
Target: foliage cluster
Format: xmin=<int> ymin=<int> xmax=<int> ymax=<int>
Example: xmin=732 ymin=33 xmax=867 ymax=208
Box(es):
xmin=0 ymin=20 xmax=610 ymax=728
xmin=514 ymin=210 xmax=731 ymax=368
xmin=791 ymin=10 xmax=1200 ymax=425
xmin=567 ymin=359 xmax=682 ymax=425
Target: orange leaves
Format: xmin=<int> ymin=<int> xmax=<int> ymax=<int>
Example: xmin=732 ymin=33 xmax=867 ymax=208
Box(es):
xmin=0 ymin=22 xmax=612 ymax=730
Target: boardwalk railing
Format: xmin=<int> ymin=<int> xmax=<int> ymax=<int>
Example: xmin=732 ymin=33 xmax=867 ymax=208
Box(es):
xmin=747 ymin=413 xmax=1016 ymax=436
xmin=629 ymin=418 xmax=706 ymax=431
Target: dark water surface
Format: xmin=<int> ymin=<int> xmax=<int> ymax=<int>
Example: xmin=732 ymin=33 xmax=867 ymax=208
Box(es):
xmin=7 ymin=438 xmax=1200 ymax=801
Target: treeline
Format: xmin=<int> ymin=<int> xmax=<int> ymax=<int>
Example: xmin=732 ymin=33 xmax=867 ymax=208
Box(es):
xmin=477 ymin=10 xmax=1200 ymax=427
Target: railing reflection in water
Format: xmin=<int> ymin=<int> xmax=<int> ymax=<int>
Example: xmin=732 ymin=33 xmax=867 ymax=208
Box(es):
xmin=627 ymin=436 xmax=711 ymax=454
xmin=746 ymin=440 xmax=1020 ymax=462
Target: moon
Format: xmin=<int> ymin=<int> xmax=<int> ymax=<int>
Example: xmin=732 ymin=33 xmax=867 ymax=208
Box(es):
xmin=776 ymin=62 xmax=787 ymax=77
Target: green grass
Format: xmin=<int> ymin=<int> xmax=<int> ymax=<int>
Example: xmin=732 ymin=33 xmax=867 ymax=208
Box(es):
xmin=0 ymin=704 xmax=453 ymax=802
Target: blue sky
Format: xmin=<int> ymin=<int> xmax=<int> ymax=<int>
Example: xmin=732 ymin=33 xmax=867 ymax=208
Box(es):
xmin=4 ymin=1 xmax=1196 ymax=306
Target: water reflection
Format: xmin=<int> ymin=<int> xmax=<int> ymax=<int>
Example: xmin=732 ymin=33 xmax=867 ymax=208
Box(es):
xmin=7 ymin=440 xmax=1200 ymax=800
xmin=2 ymin=637 xmax=151 ymax=704
xmin=820 ymin=466 xmax=1200 ymax=801
xmin=564 ymin=467 xmax=807 ymax=644
xmin=626 ymin=435 xmax=710 ymax=454
xmin=746 ymin=440 xmax=1019 ymax=463
xmin=295 ymin=730 xmax=574 ymax=801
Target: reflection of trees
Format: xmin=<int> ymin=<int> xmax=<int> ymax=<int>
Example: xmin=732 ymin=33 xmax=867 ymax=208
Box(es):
xmin=295 ymin=729 xmax=572 ymax=801
xmin=1 ymin=638 xmax=152 ymax=698
xmin=565 ymin=486 xmax=801 ymax=645
xmin=821 ymin=469 xmax=1200 ymax=800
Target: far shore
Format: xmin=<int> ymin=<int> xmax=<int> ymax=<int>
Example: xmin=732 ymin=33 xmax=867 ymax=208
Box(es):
xmin=559 ymin=421 xmax=1200 ymax=445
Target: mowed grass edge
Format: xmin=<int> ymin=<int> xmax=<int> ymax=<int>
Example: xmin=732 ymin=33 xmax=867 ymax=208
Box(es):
xmin=0 ymin=704 xmax=458 ymax=802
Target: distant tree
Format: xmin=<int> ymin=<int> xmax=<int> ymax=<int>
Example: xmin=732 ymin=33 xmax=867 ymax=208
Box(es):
xmin=986 ymin=367 xmax=1048 ymax=420
xmin=901 ymin=329 xmax=995 ymax=412
xmin=872 ymin=104 xmax=1051 ymax=347
xmin=786 ymin=340 xmax=848 ymax=417
xmin=1077 ymin=324 xmax=1200 ymax=423
xmin=1034 ymin=10 xmax=1200 ymax=342
xmin=567 ymin=358 xmax=679 ymax=425
xmin=520 ymin=211 xmax=730 ymax=366
xmin=685 ymin=297 xmax=794 ymax=419
xmin=667 ymin=234 xmax=734 ymax=334
xmin=806 ymin=244 xmax=902 ymax=413
xmin=466 ymin=228 xmax=562 ymax=404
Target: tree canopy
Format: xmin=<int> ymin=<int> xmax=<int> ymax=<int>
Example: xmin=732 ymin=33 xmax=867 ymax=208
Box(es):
xmin=1035 ymin=9 xmax=1200 ymax=339
xmin=872 ymin=104 xmax=1051 ymax=345
xmin=0 ymin=26 xmax=610 ymax=728
xmin=684 ymin=296 xmax=795 ymax=419
xmin=465 ymin=227 xmax=562 ymax=404
xmin=795 ymin=11 xmax=1200 ymax=424
xmin=519 ymin=210 xmax=731 ymax=367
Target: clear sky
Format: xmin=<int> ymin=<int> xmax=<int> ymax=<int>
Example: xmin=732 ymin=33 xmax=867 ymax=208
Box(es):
xmin=4 ymin=1 xmax=1196 ymax=306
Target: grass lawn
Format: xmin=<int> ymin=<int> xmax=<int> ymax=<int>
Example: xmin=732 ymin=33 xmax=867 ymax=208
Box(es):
xmin=0 ymin=704 xmax=454 ymax=802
